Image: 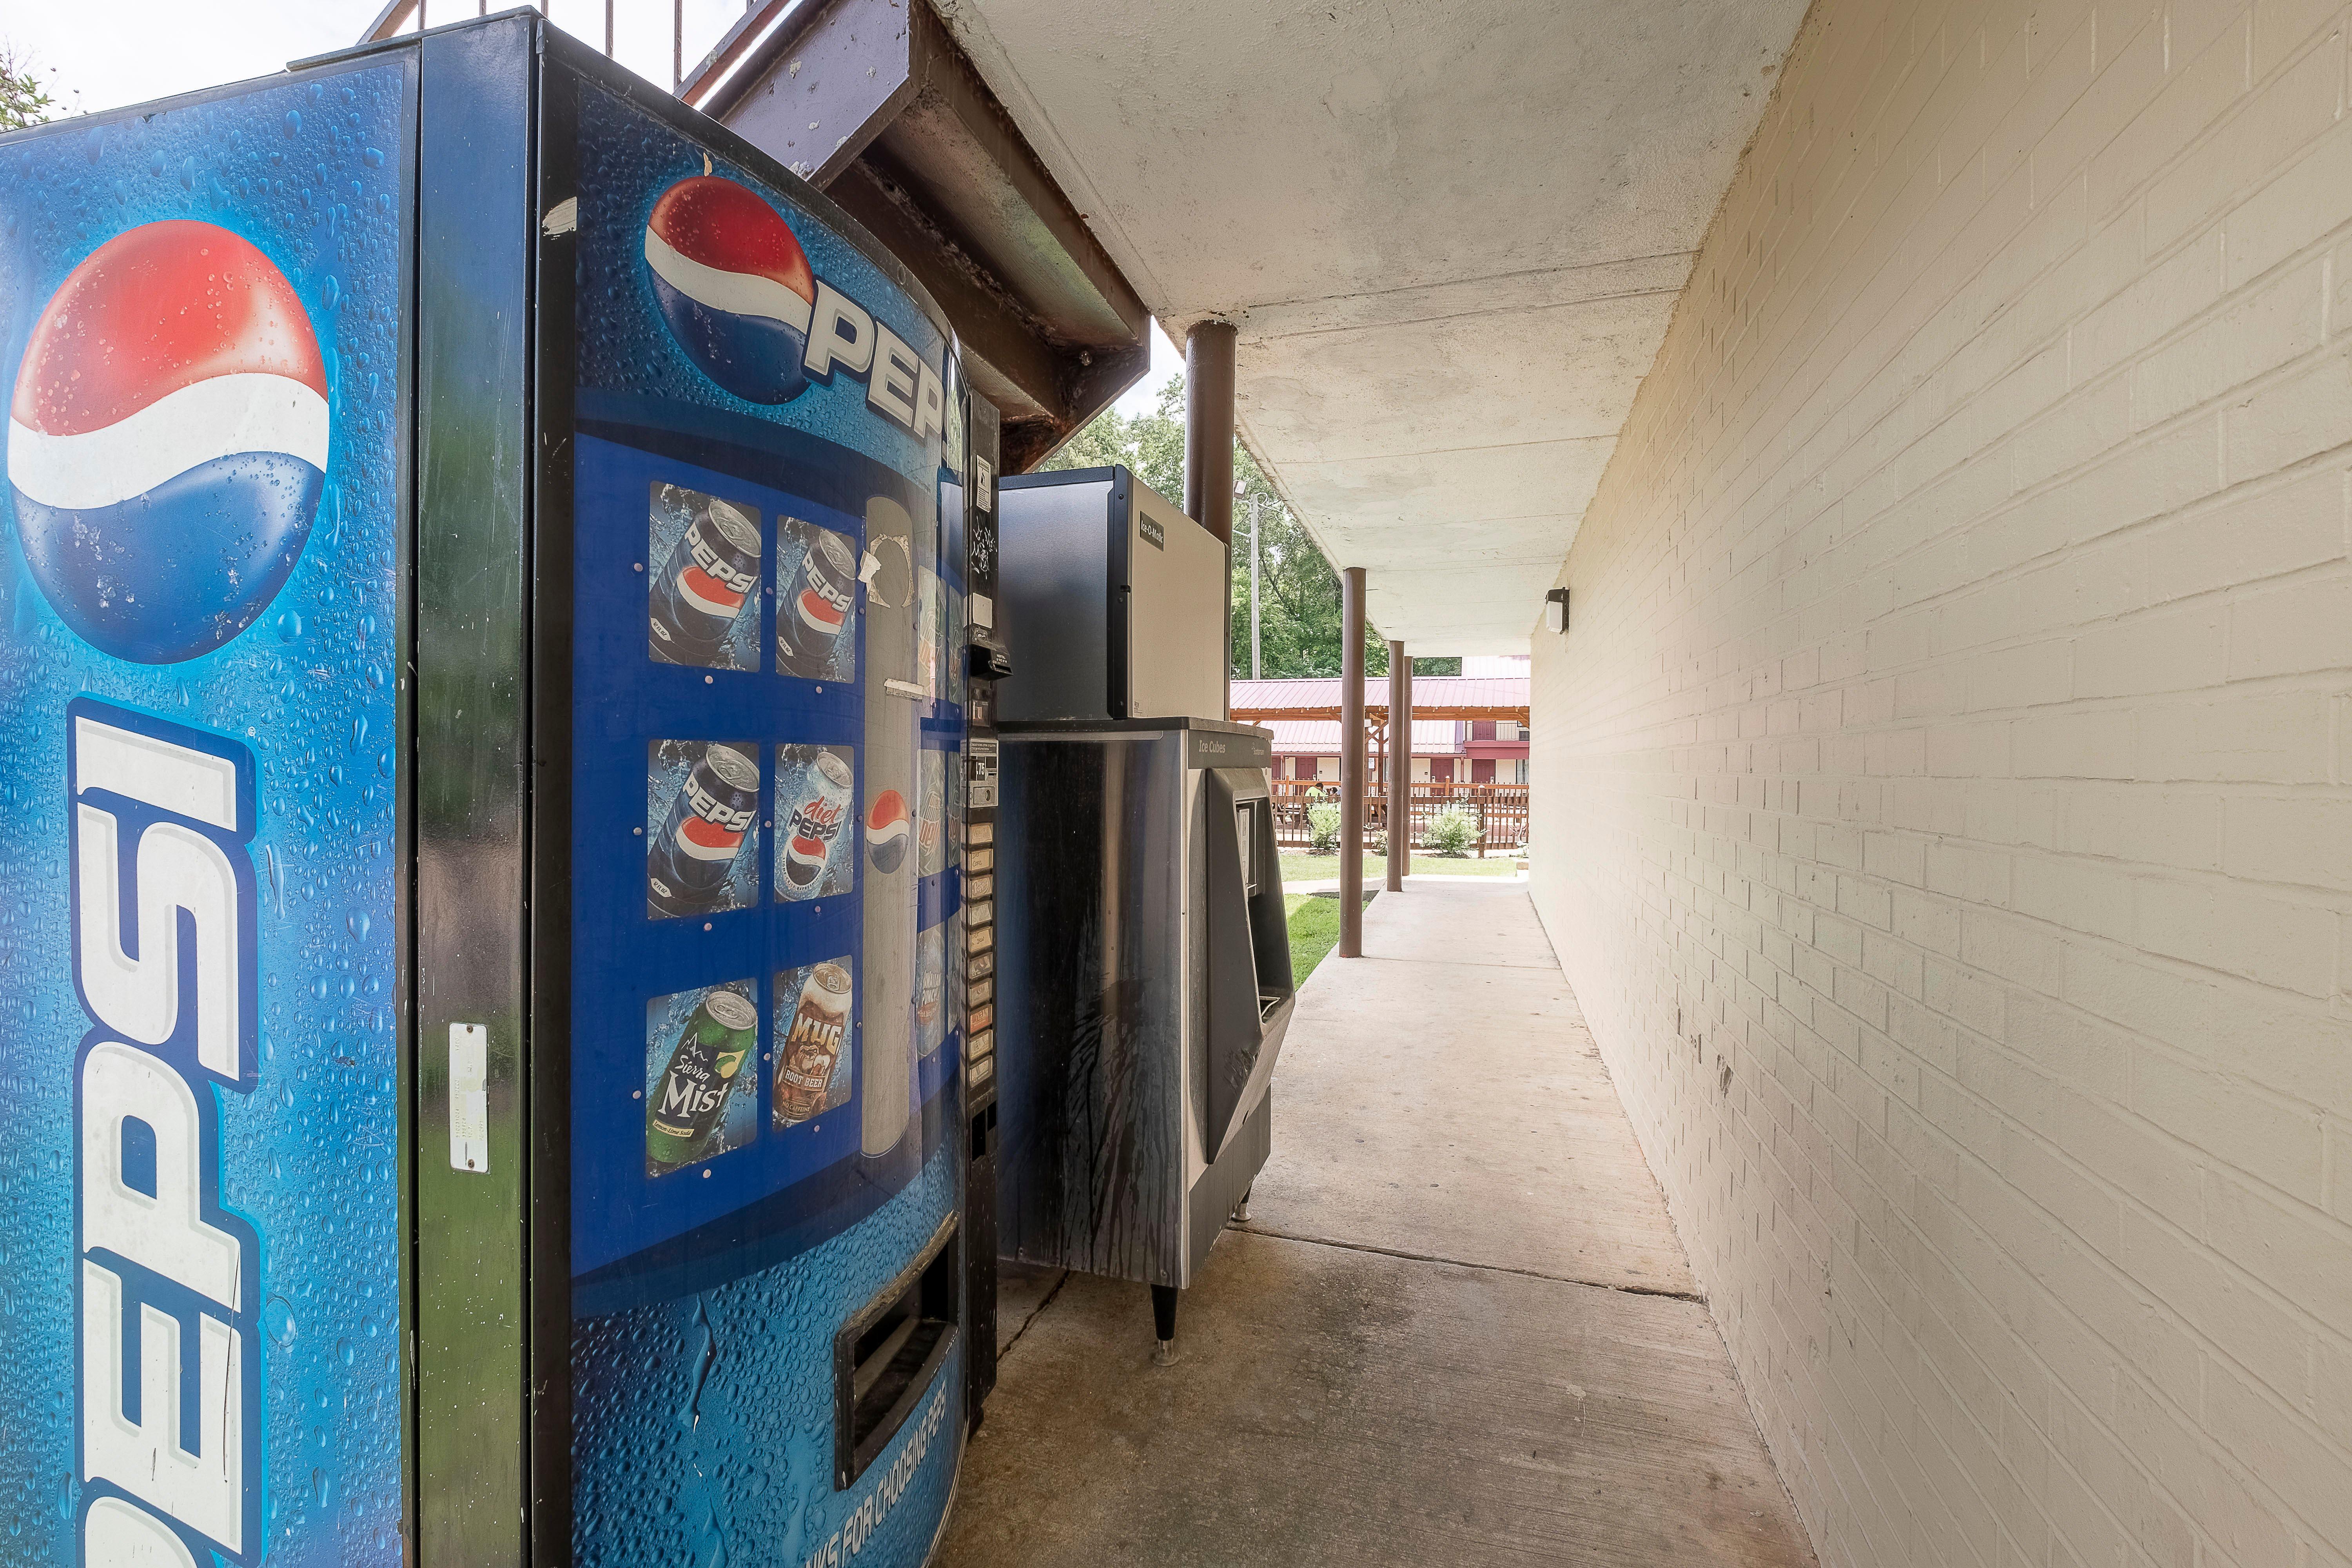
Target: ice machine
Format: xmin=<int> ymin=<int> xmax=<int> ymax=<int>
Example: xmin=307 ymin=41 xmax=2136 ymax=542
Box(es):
xmin=0 ymin=14 xmax=989 ymax=1565
xmin=993 ymin=472 xmax=1292 ymax=1357
xmin=995 ymin=465 xmax=1229 ymax=723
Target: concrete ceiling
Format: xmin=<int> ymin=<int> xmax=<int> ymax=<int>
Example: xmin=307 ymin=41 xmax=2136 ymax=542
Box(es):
xmin=934 ymin=0 xmax=1810 ymax=653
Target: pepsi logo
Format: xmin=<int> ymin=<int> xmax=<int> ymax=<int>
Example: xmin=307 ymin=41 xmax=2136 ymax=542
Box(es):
xmin=7 ymin=221 xmax=327 ymax=665
xmin=646 ymin=176 xmax=816 ymax=406
xmin=866 ymin=789 xmax=911 ymax=875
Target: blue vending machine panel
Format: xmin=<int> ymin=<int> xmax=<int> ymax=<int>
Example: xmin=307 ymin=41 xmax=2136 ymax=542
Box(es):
xmin=0 ymin=57 xmax=414 ymax=1568
xmin=563 ymin=78 xmax=968 ymax=1568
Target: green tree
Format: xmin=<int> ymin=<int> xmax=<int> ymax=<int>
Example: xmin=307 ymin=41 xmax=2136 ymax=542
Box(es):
xmin=1043 ymin=375 xmax=1460 ymax=681
xmin=1 ymin=47 xmax=59 ymax=131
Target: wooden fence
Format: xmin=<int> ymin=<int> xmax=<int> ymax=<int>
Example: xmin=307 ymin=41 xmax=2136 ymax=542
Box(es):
xmin=1267 ymin=779 xmax=1528 ymax=855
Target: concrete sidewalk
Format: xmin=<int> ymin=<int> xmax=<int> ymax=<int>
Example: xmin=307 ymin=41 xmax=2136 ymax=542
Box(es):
xmin=939 ymin=879 xmax=1813 ymax=1567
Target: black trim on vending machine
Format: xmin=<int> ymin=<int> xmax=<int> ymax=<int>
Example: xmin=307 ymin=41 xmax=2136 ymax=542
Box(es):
xmin=414 ymin=18 xmax=535 ymax=1566
xmin=528 ymin=29 xmax=579 ymax=1568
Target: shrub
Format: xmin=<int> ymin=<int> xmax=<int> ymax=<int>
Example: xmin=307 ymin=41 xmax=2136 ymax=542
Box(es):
xmin=1425 ymin=806 xmax=1479 ymax=856
xmin=1306 ymin=799 xmax=1343 ymax=853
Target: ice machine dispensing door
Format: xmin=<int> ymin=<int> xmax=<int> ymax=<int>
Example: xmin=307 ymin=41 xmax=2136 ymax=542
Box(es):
xmin=1201 ymin=767 xmax=1294 ymax=1161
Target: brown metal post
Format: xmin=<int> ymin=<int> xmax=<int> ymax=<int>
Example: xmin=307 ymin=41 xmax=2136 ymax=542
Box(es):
xmin=1387 ymin=641 xmax=1408 ymax=890
xmin=1184 ymin=322 xmax=1237 ymax=547
xmin=1339 ymin=568 xmax=1367 ymax=957
xmin=1185 ymin=321 xmax=1238 ymax=716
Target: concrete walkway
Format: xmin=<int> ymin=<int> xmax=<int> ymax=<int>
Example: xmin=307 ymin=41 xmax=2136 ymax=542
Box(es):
xmin=939 ymin=880 xmax=1814 ymax=1567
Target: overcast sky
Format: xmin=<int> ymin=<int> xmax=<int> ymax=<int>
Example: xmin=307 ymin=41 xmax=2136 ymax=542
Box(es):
xmin=2 ymin=0 xmax=1179 ymax=412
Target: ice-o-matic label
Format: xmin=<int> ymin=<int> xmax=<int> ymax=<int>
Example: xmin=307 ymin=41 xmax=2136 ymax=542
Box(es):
xmin=644 ymin=173 xmax=949 ymax=445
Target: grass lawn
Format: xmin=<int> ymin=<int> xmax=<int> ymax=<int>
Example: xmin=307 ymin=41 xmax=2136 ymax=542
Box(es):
xmin=1283 ymin=891 xmax=1374 ymax=985
xmin=1278 ymin=850 xmax=1520 ymax=886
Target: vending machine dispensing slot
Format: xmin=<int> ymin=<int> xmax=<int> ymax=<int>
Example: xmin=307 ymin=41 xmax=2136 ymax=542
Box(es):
xmin=835 ymin=1216 xmax=962 ymax=1489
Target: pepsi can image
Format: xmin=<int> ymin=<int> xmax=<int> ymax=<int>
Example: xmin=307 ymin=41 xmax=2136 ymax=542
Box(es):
xmin=649 ymin=491 xmax=762 ymax=666
xmin=777 ymin=520 xmax=857 ymax=678
xmin=648 ymin=742 xmax=762 ymax=918
xmin=780 ymin=746 xmax=854 ymax=898
xmin=646 ymin=985 xmax=760 ymax=1174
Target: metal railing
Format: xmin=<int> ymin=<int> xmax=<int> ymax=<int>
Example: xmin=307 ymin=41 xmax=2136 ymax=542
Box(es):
xmin=1268 ymin=780 xmax=1528 ymax=856
xmin=360 ymin=0 xmax=783 ymax=98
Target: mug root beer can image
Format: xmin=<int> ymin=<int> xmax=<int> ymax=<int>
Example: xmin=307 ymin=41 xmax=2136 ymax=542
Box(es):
xmin=775 ymin=961 xmax=852 ymax=1125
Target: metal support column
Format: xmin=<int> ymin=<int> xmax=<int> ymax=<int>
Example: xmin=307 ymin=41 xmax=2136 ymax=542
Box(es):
xmin=1387 ymin=641 xmax=1408 ymax=891
xmin=1186 ymin=322 xmax=1237 ymax=714
xmin=1340 ymin=567 xmax=1367 ymax=958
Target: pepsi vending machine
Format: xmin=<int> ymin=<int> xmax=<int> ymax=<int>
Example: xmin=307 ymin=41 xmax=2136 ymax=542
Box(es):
xmin=0 ymin=12 xmax=982 ymax=1566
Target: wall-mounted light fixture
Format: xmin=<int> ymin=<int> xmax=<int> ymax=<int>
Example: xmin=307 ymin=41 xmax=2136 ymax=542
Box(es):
xmin=1544 ymin=587 xmax=1570 ymax=634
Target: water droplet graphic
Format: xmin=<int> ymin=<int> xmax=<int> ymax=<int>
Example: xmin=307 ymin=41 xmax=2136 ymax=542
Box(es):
xmin=347 ymin=912 xmax=370 ymax=940
xmin=277 ymin=609 xmax=303 ymax=642
xmin=265 ymin=1297 xmax=298 ymax=1345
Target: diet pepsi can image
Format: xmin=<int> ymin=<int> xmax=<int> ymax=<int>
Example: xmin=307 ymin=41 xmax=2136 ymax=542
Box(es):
xmin=779 ymin=746 xmax=854 ymax=899
xmin=649 ymin=490 xmax=762 ymax=667
xmin=777 ymin=520 xmax=857 ymax=678
xmin=773 ymin=960 xmax=853 ymax=1127
xmin=646 ymin=985 xmax=760 ymax=1175
xmin=647 ymin=741 xmax=761 ymax=919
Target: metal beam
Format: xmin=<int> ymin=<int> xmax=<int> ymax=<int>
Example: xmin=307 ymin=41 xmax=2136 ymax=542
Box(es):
xmin=1339 ymin=567 xmax=1366 ymax=958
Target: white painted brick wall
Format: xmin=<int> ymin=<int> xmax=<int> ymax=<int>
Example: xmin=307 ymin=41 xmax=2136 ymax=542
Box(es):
xmin=1526 ymin=0 xmax=2352 ymax=1563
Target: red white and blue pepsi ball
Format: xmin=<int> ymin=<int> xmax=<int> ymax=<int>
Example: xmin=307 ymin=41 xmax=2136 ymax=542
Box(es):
xmin=7 ymin=220 xmax=327 ymax=664
xmin=645 ymin=176 xmax=817 ymax=406
xmin=866 ymin=789 xmax=911 ymax=875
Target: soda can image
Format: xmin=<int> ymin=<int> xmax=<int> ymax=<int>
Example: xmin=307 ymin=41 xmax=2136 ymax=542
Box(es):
xmin=915 ymin=925 xmax=944 ymax=1057
xmin=773 ymin=958 xmax=853 ymax=1127
xmin=918 ymin=748 xmax=946 ymax=877
xmin=915 ymin=566 xmax=942 ymax=698
xmin=776 ymin=744 xmax=854 ymax=900
xmin=646 ymin=982 xmax=760 ymax=1175
xmin=776 ymin=517 xmax=857 ymax=679
xmin=647 ymin=740 xmax=761 ymax=919
xmin=649 ymin=488 xmax=762 ymax=668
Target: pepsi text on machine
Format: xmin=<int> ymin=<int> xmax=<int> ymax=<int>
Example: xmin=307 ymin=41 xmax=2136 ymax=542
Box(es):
xmin=70 ymin=704 xmax=265 ymax=1564
xmin=644 ymin=173 xmax=951 ymax=444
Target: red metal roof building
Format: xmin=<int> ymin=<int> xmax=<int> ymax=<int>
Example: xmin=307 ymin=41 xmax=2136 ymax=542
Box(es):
xmin=1232 ymin=668 xmax=1530 ymax=786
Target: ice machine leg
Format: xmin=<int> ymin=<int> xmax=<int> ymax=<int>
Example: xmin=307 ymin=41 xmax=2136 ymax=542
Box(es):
xmin=1152 ymin=1283 xmax=1181 ymax=1365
